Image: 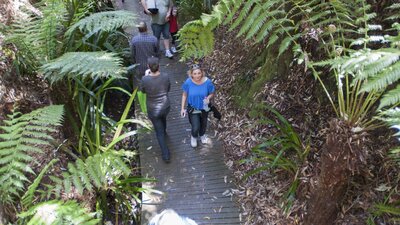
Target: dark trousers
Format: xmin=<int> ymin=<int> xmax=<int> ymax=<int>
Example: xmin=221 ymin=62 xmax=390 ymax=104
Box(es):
xmin=188 ymin=112 xmax=209 ymax=138
xmin=149 ymin=113 xmax=169 ymax=159
xmin=171 ymin=32 xmax=178 ymax=45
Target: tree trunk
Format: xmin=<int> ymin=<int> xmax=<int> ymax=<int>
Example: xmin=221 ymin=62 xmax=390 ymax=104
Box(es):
xmin=304 ymin=119 xmax=367 ymax=225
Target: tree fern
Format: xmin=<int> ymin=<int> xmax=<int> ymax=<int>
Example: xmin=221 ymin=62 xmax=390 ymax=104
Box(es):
xmin=45 ymin=150 xmax=146 ymax=198
xmin=65 ymin=10 xmax=137 ymax=40
xmin=18 ymin=200 xmax=100 ymax=225
xmin=7 ymin=0 xmax=68 ymax=64
xmin=41 ymin=51 xmax=126 ymax=83
xmin=0 ymin=105 xmax=64 ymax=205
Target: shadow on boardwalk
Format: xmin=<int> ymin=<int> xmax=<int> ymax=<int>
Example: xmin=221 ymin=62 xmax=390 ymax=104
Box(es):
xmin=116 ymin=1 xmax=242 ymax=224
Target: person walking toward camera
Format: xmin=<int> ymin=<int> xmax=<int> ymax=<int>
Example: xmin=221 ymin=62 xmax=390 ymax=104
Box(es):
xmin=169 ymin=5 xmax=179 ymax=54
xmin=141 ymin=0 xmax=174 ymax=59
xmin=130 ymin=21 xmax=159 ymax=86
xmin=180 ymin=64 xmax=215 ymax=148
xmin=141 ymin=57 xmax=171 ymax=162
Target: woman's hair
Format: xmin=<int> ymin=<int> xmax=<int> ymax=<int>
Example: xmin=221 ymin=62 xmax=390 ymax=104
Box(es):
xmin=147 ymin=57 xmax=160 ymax=73
xmin=187 ymin=64 xmax=203 ymax=77
xmin=148 ymin=209 xmax=197 ymax=225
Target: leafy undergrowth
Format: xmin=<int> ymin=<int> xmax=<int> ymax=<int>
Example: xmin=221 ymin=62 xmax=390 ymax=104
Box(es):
xmin=203 ymin=25 xmax=399 ymax=225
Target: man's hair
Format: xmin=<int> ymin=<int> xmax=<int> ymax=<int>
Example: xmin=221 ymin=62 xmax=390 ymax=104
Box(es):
xmin=147 ymin=57 xmax=159 ymax=73
xmin=136 ymin=21 xmax=147 ymax=33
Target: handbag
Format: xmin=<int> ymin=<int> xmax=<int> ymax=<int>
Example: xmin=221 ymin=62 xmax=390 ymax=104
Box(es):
xmin=210 ymin=104 xmax=222 ymax=120
xmin=145 ymin=0 xmax=158 ymax=14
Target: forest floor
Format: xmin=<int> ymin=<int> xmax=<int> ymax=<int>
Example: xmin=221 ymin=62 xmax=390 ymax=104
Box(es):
xmin=202 ymin=26 xmax=399 ymax=225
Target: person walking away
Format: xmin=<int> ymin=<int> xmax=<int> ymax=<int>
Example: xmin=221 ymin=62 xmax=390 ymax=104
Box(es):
xmin=180 ymin=64 xmax=215 ymax=148
xmin=130 ymin=21 xmax=159 ymax=87
xmin=141 ymin=57 xmax=171 ymax=162
xmin=141 ymin=0 xmax=174 ymax=59
xmin=169 ymin=5 xmax=179 ymax=54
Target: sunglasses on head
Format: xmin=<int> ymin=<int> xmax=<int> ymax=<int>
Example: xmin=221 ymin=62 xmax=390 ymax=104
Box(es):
xmin=191 ymin=64 xmax=201 ymax=70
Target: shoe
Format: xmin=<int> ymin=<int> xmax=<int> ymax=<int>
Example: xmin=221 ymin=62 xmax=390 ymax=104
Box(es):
xmin=165 ymin=49 xmax=173 ymax=59
xmin=162 ymin=154 xmax=170 ymax=163
xmin=200 ymin=135 xmax=209 ymax=144
xmin=191 ymin=136 xmax=197 ymax=148
xmin=163 ymin=157 xmax=170 ymax=163
xmin=171 ymin=46 xmax=177 ymax=54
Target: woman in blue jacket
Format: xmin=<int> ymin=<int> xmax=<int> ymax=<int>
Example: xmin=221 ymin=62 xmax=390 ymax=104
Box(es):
xmin=180 ymin=64 xmax=215 ymax=148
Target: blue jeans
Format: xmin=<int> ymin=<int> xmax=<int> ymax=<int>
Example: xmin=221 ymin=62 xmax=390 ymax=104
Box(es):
xmin=188 ymin=112 xmax=209 ymax=138
xmin=149 ymin=113 xmax=170 ymax=160
xmin=151 ymin=23 xmax=171 ymax=40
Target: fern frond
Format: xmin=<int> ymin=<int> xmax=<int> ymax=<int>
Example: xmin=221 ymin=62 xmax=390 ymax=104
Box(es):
xmin=386 ymin=3 xmax=400 ymax=21
xmin=361 ymin=60 xmax=400 ymax=92
xmin=279 ymin=34 xmax=301 ymax=57
xmin=45 ymin=151 xmax=134 ymax=197
xmin=21 ymin=159 xmax=59 ymax=209
xmin=255 ymin=18 xmax=282 ymax=43
xmin=379 ymin=84 xmax=400 ymax=109
xmin=245 ymin=9 xmax=285 ymax=40
xmin=178 ymin=21 xmax=214 ymax=60
xmin=9 ymin=0 xmax=68 ymax=63
xmin=65 ymin=10 xmax=136 ymax=39
xmin=0 ymin=105 xmax=64 ymax=205
xmin=237 ymin=7 xmax=263 ymax=37
xmin=229 ymin=0 xmax=258 ymax=31
xmin=42 ymin=52 xmax=126 ymax=84
xmin=18 ymin=200 xmax=100 ymax=225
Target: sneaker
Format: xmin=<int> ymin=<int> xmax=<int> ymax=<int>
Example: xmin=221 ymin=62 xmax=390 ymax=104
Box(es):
xmin=165 ymin=49 xmax=173 ymax=59
xmin=171 ymin=46 xmax=177 ymax=54
xmin=200 ymin=135 xmax=209 ymax=144
xmin=191 ymin=136 xmax=197 ymax=148
xmin=162 ymin=156 xmax=170 ymax=163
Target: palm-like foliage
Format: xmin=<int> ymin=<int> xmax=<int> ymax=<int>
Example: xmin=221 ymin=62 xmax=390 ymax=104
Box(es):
xmin=6 ymin=0 xmax=68 ymax=72
xmin=178 ymin=0 xmax=360 ymax=60
xmin=65 ymin=10 xmax=136 ymax=39
xmin=44 ymin=150 xmax=132 ymax=198
xmin=18 ymin=200 xmax=100 ymax=225
xmin=42 ymin=52 xmax=126 ymax=83
xmin=0 ymin=105 xmax=64 ymax=205
xmin=41 ymin=150 xmax=154 ymax=219
xmin=41 ymin=52 xmax=142 ymax=156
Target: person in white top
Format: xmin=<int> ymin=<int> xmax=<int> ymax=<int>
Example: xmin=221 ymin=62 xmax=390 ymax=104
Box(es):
xmin=148 ymin=209 xmax=198 ymax=225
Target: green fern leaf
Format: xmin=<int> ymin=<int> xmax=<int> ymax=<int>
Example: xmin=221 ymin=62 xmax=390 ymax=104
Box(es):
xmin=42 ymin=52 xmax=126 ymax=84
xmin=65 ymin=10 xmax=136 ymax=39
xmin=230 ymin=0 xmax=258 ymax=31
xmin=0 ymin=105 xmax=64 ymax=205
xmin=361 ymin=61 xmax=400 ymax=92
xmin=19 ymin=200 xmax=100 ymax=225
xmin=62 ymin=172 xmax=72 ymax=194
xmin=246 ymin=9 xmax=285 ymax=41
xmin=68 ymin=163 xmax=84 ymax=195
xmin=76 ymin=159 xmax=93 ymax=191
xmin=278 ymin=34 xmax=301 ymax=57
xmin=237 ymin=7 xmax=263 ymax=37
xmin=379 ymin=84 xmax=400 ymax=109
xmin=8 ymin=0 xmax=68 ymax=63
xmin=255 ymin=19 xmax=281 ymax=43
xmin=21 ymin=159 xmax=58 ymax=209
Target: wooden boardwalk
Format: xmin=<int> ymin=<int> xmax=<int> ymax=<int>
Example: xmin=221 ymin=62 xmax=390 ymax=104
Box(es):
xmin=116 ymin=1 xmax=242 ymax=224
xmin=138 ymin=58 xmax=241 ymax=225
